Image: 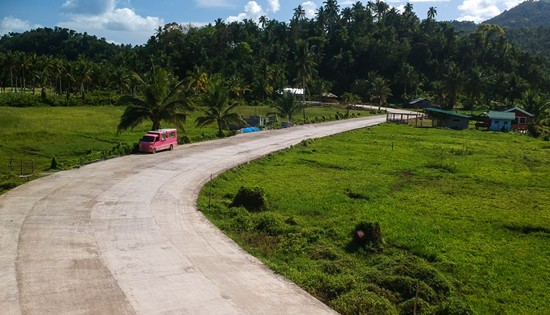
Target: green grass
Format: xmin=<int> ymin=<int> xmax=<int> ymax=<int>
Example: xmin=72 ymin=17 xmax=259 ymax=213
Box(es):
xmin=0 ymin=104 xmax=373 ymax=193
xmin=198 ymin=124 xmax=550 ymax=314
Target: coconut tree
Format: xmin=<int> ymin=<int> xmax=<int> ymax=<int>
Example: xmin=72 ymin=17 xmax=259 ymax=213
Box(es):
xmin=117 ymin=67 xmax=193 ymax=133
xmin=440 ymin=61 xmax=463 ymax=110
xmin=294 ymin=39 xmax=317 ymax=119
xmin=520 ymin=89 xmax=549 ymax=125
xmin=369 ymin=74 xmax=392 ymax=110
xmin=195 ymin=77 xmax=245 ymax=137
xmin=271 ymin=91 xmax=302 ymax=123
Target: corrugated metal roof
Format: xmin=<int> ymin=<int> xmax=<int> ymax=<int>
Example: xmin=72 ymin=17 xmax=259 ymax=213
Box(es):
xmin=424 ymin=108 xmax=471 ymax=118
xmin=487 ymin=111 xmax=515 ymax=120
xmin=505 ymin=106 xmax=533 ymax=116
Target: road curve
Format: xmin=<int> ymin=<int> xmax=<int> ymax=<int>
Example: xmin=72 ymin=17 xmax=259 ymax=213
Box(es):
xmin=1 ymin=114 xmax=395 ymax=314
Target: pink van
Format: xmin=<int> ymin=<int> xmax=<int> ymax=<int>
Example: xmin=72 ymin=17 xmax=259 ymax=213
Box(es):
xmin=139 ymin=129 xmax=177 ymax=153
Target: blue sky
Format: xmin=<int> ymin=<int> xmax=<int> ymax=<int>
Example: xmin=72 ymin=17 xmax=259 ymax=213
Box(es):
xmin=0 ymin=0 xmax=525 ymax=45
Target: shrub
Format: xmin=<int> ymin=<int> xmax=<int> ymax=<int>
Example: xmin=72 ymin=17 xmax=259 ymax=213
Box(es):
xmin=49 ymin=157 xmax=59 ymax=169
xmin=230 ymin=186 xmax=267 ymax=212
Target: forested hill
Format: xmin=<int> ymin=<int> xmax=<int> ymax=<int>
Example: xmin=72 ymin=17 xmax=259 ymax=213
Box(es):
xmin=0 ymin=27 xmax=132 ymax=62
xmin=0 ymin=1 xmax=549 ymax=112
xmin=485 ymin=0 xmax=550 ymax=29
xmin=485 ymin=0 xmax=550 ymax=63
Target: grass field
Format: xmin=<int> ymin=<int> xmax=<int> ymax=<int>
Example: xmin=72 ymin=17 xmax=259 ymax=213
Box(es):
xmin=198 ymin=124 xmax=550 ymax=314
xmin=0 ymin=104 xmax=371 ymax=193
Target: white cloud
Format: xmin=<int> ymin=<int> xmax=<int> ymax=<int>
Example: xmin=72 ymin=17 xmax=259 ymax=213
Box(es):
xmin=62 ymin=0 xmax=116 ymax=15
xmin=457 ymin=0 xmax=501 ymax=23
xmin=267 ymin=0 xmax=280 ymax=12
xmin=196 ymin=0 xmax=236 ymax=8
xmin=58 ymin=0 xmax=164 ymax=44
xmin=504 ymin=0 xmax=522 ymax=9
xmin=302 ymin=1 xmax=318 ymax=19
xmin=226 ymin=1 xmax=265 ymax=23
xmin=0 ymin=16 xmax=41 ymax=36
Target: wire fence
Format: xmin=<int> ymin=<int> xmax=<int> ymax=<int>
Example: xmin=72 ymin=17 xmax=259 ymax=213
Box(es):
xmin=1 ymin=157 xmax=36 ymax=176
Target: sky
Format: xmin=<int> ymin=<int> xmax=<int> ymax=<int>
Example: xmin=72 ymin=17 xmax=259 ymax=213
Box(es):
xmin=0 ymin=0 xmax=526 ymax=45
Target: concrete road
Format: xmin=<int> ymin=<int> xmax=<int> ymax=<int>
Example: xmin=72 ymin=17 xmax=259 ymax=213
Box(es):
xmin=0 ymin=113 xmax=397 ymax=314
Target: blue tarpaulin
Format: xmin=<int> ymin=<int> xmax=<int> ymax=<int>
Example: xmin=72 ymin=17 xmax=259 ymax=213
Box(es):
xmin=241 ymin=127 xmax=260 ymax=133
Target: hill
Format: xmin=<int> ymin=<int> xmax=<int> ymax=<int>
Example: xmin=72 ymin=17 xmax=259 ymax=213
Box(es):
xmin=485 ymin=0 xmax=550 ymax=29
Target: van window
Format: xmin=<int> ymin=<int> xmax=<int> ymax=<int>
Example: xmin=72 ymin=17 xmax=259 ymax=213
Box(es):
xmin=141 ymin=135 xmax=156 ymax=142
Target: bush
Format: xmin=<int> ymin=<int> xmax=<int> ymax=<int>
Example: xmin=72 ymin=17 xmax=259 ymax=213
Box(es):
xmin=230 ymin=186 xmax=267 ymax=212
xmin=49 ymin=157 xmax=59 ymax=169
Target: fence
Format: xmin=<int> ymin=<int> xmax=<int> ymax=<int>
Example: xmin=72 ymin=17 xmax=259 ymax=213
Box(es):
xmin=2 ymin=157 xmax=36 ymax=176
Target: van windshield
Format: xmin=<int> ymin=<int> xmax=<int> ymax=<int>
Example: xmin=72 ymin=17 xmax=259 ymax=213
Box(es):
xmin=141 ymin=135 xmax=156 ymax=143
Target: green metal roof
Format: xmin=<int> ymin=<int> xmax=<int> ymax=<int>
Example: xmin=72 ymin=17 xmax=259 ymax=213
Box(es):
xmin=487 ymin=111 xmax=515 ymax=120
xmin=424 ymin=108 xmax=471 ymax=119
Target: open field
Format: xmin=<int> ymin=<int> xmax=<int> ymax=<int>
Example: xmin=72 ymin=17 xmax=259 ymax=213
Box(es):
xmin=198 ymin=124 xmax=550 ymax=314
xmin=0 ymin=104 xmax=371 ymax=192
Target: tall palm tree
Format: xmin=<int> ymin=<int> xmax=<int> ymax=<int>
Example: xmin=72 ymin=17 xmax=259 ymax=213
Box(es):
xmin=117 ymin=67 xmax=193 ymax=133
xmin=272 ymin=91 xmax=301 ymax=123
xmin=195 ymin=77 xmax=245 ymax=137
xmin=463 ymin=67 xmax=486 ymax=112
xmin=440 ymin=61 xmax=463 ymax=110
xmin=427 ymin=6 xmax=437 ymax=21
xmin=294 ymin=39 xmax=317 ymax=119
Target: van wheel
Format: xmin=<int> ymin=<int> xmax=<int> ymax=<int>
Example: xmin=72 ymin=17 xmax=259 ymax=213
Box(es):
xmin=152 ymin=148 xmax=156 ymax=154
xmin=169 ymin=144 xmax=174 ymax=151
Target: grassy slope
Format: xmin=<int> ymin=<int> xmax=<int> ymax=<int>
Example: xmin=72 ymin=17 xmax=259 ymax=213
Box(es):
xmin=198 ymin=124 xmax=550 ymax=314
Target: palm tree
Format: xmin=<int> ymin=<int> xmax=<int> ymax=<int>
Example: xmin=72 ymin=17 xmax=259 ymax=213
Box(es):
xmin=117 ymin=67 xmax=193 ymax=133
xmin=294 ymin=39 xmax=317 ymax=119
xmin=520 ymin=89 xmax=549 ymax=125
xmin=185 ymin=66 xmax=209 ymax=94
xmin=463 ymin=67 xmax=486 ymax=112
xmin=440 ymin=61 xmax=463 ymax=110
xmin=427 ymin=6 xmax=437 ymax=21
xmin=272 ymin=92 xmax=301 ymax=123
xmin=195 ymin=77 xmax=245 ymax=137
xmin=369 ymin=74 xmax=392 ymax=110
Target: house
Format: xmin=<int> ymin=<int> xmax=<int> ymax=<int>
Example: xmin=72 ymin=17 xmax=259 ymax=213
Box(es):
xmin=505 ymin=107 xmax=533 ymax=131
xmin=487 ymin=111 xmax=515 ymax=131
xmin=424 ymin=108 xmax=471 ymax=130
xmin=408 ymin=98 xmax=432 ymax=109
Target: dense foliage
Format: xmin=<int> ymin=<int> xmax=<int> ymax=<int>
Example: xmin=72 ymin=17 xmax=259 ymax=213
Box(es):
xmin=1 ymin=0 xmax=549 ymax=112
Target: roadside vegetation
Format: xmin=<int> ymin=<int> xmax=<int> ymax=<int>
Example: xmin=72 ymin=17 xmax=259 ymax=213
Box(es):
xmin=198 ymin=124 xmax=550 ymax=314
xmin=0 ymin=104 xmax=371 ymax=194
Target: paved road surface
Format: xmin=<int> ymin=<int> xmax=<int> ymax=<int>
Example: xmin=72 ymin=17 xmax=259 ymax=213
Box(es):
xmin=0 ymin=112 xmax=406 ymax=314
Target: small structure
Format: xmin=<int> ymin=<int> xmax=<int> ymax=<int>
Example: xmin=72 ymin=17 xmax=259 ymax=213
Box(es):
xmin=280 ymin=88 xmax=304 ymax=97
xmin=424 ymin=108 xmax=471 ymax=130
xmin=408 ymin=98 xmax=432 ymax=109
xmin=487 ymin=111 xmax=515 ymax=131
xmin=319 ymin=92 xmax=339 ymax=103
xmin=505 ymin=107 xmax=533 ymax=131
